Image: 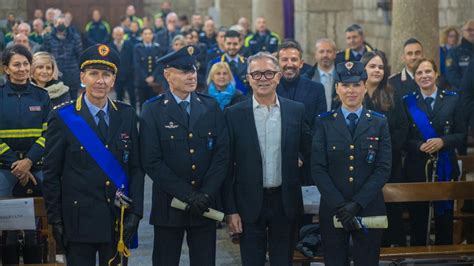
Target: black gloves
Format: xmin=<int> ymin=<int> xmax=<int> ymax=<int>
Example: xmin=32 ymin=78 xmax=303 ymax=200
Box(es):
xmin=336 ymin=201 xmax=362 ymax=232
xmin=186 ymin=191 xmax=211 ymax=216
xmin=52 ymin=221 xmax=65 ymax=251
xmin=123 ymin=213 xmax=140 ymax=243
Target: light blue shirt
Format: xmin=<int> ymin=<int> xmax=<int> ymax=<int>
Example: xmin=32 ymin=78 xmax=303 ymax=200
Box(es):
xmin=318 ymin=66 xmax=335 ymax=111
xmin=253 ymin=96 xmax=282 ymax=188
xmin=84 ymin=94 xmax=109 ymax=126
xmin=171 ymin=92 xmax=191 ymax=114
xmin=341 ymin=105 xmax=363 ymax=126
xmin=421 ymin=88 xmax=438 ymax=110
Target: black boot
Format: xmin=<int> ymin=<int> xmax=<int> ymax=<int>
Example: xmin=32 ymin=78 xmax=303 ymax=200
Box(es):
xmin=22 ymin=230 xmax=43 ymax=264
xmin=1 ymin=231 xmax=20 ymax=265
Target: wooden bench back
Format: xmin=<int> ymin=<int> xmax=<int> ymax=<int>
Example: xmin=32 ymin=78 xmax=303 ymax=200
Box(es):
xmin=383 ymin=181 xmax=474 ymax=202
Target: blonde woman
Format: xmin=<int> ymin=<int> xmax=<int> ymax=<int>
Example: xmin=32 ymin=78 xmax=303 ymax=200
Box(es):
xmin=206 ymin=62 xmax=246 ymax=109
xmin=31 ymin=52 xmax=70 ymax=107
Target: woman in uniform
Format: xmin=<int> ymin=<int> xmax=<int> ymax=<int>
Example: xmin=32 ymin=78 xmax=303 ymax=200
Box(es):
xmin=312 ymin=61 xmax=392 ymax=266
xmin=361 ymin=51 xmax=409 ymax=246
xmin=31 ymin=51 xmax=71 ymax=107
xmin=403 ymin=58 xmax=465 ymax=246
xmin=0 ymin=44 xmax=51 ymax=263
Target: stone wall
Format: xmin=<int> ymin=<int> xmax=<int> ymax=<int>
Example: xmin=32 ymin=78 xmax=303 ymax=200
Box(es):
xmin=295 ymin=0 xmax=354 ymax=64
xmin=0 ymin=0 xmax=27 ymax=22
xmin=214 ymin=0 xmax=252 ymax=28
xmin=142 ymin=0 xmax=195 ymax=19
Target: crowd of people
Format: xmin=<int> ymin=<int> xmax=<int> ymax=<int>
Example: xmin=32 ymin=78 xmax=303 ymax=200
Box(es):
xmin=1 ymin=2 xmax=474 ymax=265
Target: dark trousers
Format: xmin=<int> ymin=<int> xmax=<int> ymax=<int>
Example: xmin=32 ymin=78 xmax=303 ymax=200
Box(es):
xmin=239 ymin=188 xmax=296 ymax=266
xmin=320 ymin=209 xmax=383 ymax=266
xmin=407 ymin=202 xmax=453 ymax=246
xmin=66 ymin=241 xmax=117 ymax=266
xmin=138 ymin=85 xmax=157 ymax=111
xmin=382 ymin=203 xmax=406 ymax=246
xmin=153 ymin=224 xmax=216 ymax=266
xmin=115 ymin=80 xmax=136 ymax=109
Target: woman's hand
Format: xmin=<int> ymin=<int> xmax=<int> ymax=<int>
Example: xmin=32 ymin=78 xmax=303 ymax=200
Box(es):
xmin=419 ymin=138 xmax=444 ymax=154
xmin=11 ymin=158 xmax=33 ymax=177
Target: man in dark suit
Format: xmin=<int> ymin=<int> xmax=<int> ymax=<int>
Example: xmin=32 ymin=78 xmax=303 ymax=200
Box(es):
xmin=109 ymin=26 xmax=136 ymax=108
xmin=388 ymin=38 xmax=424 ymax=97
xmin=133 ymin=27 xmax=165 ymax=110
xmin=335 ymin=24 xmax=373 ymax=65
xmin=140 ymin=45 xmax=229 ymax=266
xmin=207 ymin=30 xmax=250 ymax=95
xmin=276 ymin=40 xmax=326 ymax=130
xmin=304 ymin=38 xmax=338 ymax=111
xmin=224 ymin=52 xmax=312 ymax=265
xmin=312 ymin=61 xmax=391 ymax=265
xmin=42 ymin=44 xmax=144 ymax=266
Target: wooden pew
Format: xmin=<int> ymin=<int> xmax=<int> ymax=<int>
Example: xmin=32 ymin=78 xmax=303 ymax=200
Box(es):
xmin=0 ymin=197 xmax=63 ymax=265
xmin=294 ymin=181 xmax=474 ymax=265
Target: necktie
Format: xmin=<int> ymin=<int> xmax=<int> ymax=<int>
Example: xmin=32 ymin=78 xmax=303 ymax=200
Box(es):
xmin=424 ymin=97 xmax=434 ymax=113
xmin=347 ymin=113 xmax=358 ymax=137
xmin=97 ymin=110 xmax=108 ymax=141
xmin=229 ymin=60 xmax=237 ymax=71
xmin=179 ymin=101 xmax=190 ymax=125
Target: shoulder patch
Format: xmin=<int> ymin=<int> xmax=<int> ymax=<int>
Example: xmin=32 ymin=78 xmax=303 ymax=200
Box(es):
xmin=388 ymin=72 xmax=400 ymax=79
xmin=368 ymin=109 xmax=385 ymax=118
xmin=441 ymin=89 xmax=457 ymax=96
xmin=144 ymin=94 xmax=163 ymax=105
xmin=53 ymin=100 xmax=74 ymax=110
xmin=318 ymin=110 xmax=336 ymax=118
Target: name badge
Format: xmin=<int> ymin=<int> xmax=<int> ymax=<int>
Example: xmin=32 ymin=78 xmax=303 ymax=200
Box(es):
xmin=366 ymin=149 xmax=376 ymax=164
xmin=29 ymin=106 xmax=41 ymax=112
xmin=207 ymin=137 xmax=214 ymax=150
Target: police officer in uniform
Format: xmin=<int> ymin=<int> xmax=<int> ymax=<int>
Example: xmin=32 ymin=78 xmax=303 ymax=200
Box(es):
xmin=335 ymin=24 xmax=373 ymax=65
xmin=140 ymin=45 xmax=229 ymax=266
xmin=42 ymin=44 xmax=144 ymax=266
xmin=133 ymin=27 xmax=164 ymax=110
xmin=312 ymin=61 xmax=392 ymax=266
xmin=446 ymin=20 xmax=474 ymax=90
xmin=0 ymin=44 xmax=51 ymax=264
xmin=403 ymin=58 xmax=465 ymax=246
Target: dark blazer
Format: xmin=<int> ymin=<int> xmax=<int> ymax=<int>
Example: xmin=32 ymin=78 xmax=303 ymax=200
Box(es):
xmin=108 ymin=40 xmax=134 ymax=82
xmin=223 ymin=97 xmax=312 ymax=222
xmin=403 ymin=90 xmax=466 ymax=182
xmin=312 ymin=107 xmax=392 ymax=217
xmin=303 ymin=64 xmax=338 ymax=111
xmin=133 ymin=42 xmax=164 ymax=88
xmin=276 ymin=76 xmax=327 ymax=130
xmin=42 ymin=96 xmax=144 ymax=243
xmin=140 ymin=90 xmax=229 ymax=227
xmin=388 ymin=68 xmax=419 ymax=97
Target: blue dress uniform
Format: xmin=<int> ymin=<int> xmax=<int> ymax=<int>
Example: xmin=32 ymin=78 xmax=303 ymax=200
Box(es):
xmin=0 ymin=81 xmax=51 ymax=264
xmin=109 ymin=40 xmax=136 ymax=108
xmin=312 ymin=62 xmax=392 ymax=266
xmin=42 ymin=44 xmax=144 ymax=266
xmin=335 ymin=44 xmax=373 ymax=65
xmin=207 ymin=53 xmax=250 ymax=95
xmin=388 ymin=68 xmax=419 ymax=97
xmin=445 ymin=38 xmax=474 ymax=90
xmin=403 ymin=89 xmax=466 ymax=246
xmin=133 ymin=42 xmax=164 ymax=109
xmin=140 ymin=46 xmax=229 ymax=266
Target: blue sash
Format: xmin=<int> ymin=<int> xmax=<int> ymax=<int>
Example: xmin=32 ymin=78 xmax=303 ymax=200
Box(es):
xmin=58 ymin=104 xmax=138 ymax=248
xmin=404 ymin=94 xmax=453 ymax=215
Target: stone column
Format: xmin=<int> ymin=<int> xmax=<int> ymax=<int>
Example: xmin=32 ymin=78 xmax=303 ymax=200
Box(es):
xmin=195 ymin=0 xmax=214 ymax=16
xmin=215 ymin=0 xmax=252 ymax=27
xmin=252 ymin=0 xmax=284 ymax=39
xmin=295 ymin=0 xmax=354 ymax=64
xmin=390 ymin=0 xmax=439 ymax=71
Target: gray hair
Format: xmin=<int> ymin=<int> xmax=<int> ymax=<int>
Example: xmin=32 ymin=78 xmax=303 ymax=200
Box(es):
xmin=345 ymin=24 xmax=364 ymax=36
xmin=315 ymin=38 xmax=336 ymax=51
xmin=247 ymin=52 xmax=281 ymax=73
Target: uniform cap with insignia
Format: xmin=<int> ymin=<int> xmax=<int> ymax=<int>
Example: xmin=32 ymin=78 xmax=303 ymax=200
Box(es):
xmin=79 ymin=44 xmax=120 ymax=74
xmin=334 ymin=61 xmax=368 ymax=83
xmin=157 ymin=45 xmax=200 ymax=71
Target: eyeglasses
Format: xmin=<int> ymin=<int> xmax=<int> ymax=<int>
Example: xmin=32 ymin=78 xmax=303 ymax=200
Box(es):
xmin=248 ymin=70 xmax=279 ymax=80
